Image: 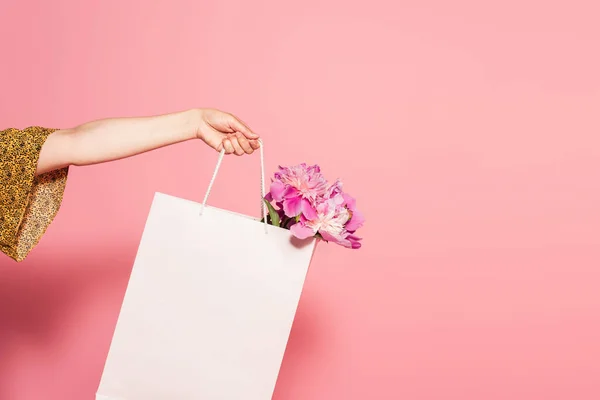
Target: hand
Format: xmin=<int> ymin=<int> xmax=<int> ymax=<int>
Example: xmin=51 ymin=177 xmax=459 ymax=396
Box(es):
xmin=195 ymin=108 xmax=261 ymax=155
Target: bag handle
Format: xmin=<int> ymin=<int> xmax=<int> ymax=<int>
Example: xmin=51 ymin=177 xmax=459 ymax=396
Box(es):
xmin=199 ymin=139 xmax=268 ymax=233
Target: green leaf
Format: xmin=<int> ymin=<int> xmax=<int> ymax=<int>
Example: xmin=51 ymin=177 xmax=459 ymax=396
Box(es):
xmin=263 ymin=199 xmax=280 ymax=227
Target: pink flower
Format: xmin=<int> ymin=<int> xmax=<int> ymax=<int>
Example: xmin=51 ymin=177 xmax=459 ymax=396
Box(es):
xmin=268 ymin=164 xmax=328 ymax=218
xmin=264 ymin=163 xmax=364 ymax=249
xmin=290 ymin=198 xmax=363 ymax=249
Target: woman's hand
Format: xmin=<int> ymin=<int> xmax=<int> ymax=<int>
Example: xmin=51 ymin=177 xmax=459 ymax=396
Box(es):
xmin=194 ymin=108 xmax=261 ymax=156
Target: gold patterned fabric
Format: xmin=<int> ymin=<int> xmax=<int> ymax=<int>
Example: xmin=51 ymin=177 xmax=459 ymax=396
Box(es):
xmin=0 ymin=127 xmax=69 ymax=262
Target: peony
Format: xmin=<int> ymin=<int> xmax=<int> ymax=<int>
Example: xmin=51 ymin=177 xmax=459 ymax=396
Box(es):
xmin=290 ymin=198 xmax=363 ymax=249
xmin=264 ymin=164 xmax=364 ymax=249
xmin=267 ymin=164 xmax=328 ymax=219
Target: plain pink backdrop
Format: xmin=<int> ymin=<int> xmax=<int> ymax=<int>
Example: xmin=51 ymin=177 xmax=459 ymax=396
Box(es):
xmin=1 ymin=0 xmax=600 ymax=399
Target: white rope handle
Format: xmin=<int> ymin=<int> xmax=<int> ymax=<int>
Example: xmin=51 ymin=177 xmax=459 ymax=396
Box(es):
xmin=200 ymin=139 xmax=268 ymax=233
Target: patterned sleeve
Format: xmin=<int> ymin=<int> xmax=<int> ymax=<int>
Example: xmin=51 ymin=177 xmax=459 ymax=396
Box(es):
xmin=0 ymin=127 xmax=69 ymax=262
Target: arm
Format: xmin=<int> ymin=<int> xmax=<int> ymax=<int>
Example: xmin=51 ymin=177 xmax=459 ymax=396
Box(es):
xmin=1 ymin=108 xmax=258 ymax=261
xmin=36 ymin=108 xmax=259 ymax=175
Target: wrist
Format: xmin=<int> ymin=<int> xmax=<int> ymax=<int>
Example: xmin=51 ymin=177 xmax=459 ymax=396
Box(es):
xmin=184 ymin=108 xmax=204 ymax=139
xmin=179 ymin=109 xmax=204 ymax=141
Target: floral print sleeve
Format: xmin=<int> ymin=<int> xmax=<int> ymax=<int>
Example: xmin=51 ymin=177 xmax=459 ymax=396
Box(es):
xmin=0 ymin=127 xmax=69 ymax=262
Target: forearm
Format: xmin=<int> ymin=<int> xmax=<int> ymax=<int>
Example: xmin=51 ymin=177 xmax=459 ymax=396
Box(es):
xmin=36 ymin=109 xmax=199 ymax=175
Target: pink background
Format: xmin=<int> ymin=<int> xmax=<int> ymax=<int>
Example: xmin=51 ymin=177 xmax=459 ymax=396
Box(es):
xmin=1 ymin=0 xmax=600 ymax=399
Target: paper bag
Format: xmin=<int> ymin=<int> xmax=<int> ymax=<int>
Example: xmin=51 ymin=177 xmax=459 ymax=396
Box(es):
xmin=96 ymin=147 xmax=316 ymax=400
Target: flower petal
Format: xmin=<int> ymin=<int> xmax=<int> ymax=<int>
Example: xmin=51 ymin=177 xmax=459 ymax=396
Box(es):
xmin=318 ymin=230 xmax=334 ymax=242
xmin=333 ymin=193 xmax=345 ymax=206
xmin=283 ymin=186 xmax=298 ymax=198
xmin=283 ymin=195 xmax=302 ymax=217
xmin=269 ymin=181 xmax=286 ymax=202
xmin=342 ymin=193 xmax=356 ymax=211
xmin=301 ymin=198 xmax=318 ymax=220
xmin=290 ymin=223 xmax=316 ymax=239
xmin=318 ymin=230 xmax=344 ymax=245
xmin=345 ymin=209 xmax=365 ymax=232
xmin=347 ymin=234 xmax=362 ymax=249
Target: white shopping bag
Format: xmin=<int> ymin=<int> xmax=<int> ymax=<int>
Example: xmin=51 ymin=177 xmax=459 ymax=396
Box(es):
xmin=96 ymin=145 xmax=316 ymax=400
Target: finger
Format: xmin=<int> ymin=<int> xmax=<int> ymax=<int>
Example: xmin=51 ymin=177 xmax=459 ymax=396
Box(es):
xmin=235 ymin=132 xmax=254 ymax=154
xmin=227 ymin=114 xmax=259 ymax=139
xmin=230 ymin=137 xmax=245 ymax=156
xmin=208 ymin=127 xmax=226 ymax=151
xmin=249 ymin=139 xmax=261 ymax=150
xmin=222 ymin=139 xmax=235 ymax=154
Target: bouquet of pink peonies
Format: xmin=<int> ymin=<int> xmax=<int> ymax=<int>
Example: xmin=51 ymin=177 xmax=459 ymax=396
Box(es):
xmin=263 ymin=164 xmax=364 ymax=249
